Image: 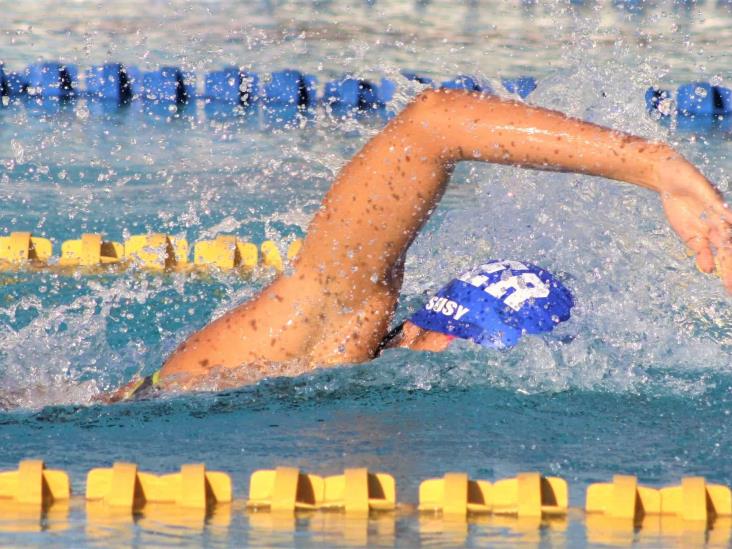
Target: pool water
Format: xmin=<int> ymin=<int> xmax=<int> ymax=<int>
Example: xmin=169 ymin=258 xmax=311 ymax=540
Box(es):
xmin=1 ymin=1 xmax=732 ymax=546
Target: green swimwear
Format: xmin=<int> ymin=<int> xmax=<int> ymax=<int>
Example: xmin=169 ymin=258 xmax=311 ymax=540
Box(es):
xmin=124 ymin=370 xmax=162 ymax=401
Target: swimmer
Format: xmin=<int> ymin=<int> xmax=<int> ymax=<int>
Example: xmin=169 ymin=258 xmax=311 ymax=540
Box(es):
xmin=117 ymin=259 xmax=574 ymax=400
xmin=107 ymin=88 xmax=732 ymax=401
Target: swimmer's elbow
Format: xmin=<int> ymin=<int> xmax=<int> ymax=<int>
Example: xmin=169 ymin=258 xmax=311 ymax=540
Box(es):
xmin=404 ymin=88 xmax=452 ymax=122
xmin=398 ymin=89 xmax=457 ymax=157
xmin=400 ymin=88 xmax=502 ymax=160
xmin=407 ymin=87 xmax=498 ymax=116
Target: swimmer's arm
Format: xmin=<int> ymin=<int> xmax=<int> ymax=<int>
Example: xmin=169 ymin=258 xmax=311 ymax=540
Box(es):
xmin=158 ymin=88 xmax=732 ymax=392
xmin=298 ymin=88 xmax=732 ymax=293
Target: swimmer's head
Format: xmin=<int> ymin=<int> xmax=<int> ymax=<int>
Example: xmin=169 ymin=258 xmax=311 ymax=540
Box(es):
xmin=385 ymin=260 xmax=573 ymax=353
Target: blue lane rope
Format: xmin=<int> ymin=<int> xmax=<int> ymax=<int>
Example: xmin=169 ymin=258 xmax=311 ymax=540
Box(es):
xmin=2 ymin=61 xmax=730 ymax=128
xmin=0 ymin=61 xmax=537 ymax=108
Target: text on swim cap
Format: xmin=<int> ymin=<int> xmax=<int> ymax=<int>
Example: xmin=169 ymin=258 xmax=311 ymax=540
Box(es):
xmin=459 ymin=261 xmax=550 ymax=312
xmin=425 ymin=297 xmax=470 ymax=320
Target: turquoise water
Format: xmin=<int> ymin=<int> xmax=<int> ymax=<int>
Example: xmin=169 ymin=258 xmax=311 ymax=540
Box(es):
xmin=1 ymin=1 xmax=732 ymax=546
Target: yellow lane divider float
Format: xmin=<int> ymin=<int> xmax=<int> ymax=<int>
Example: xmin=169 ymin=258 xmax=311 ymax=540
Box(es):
xmin=0 ymin=232 xmax=53 ymax=264
xmin=247 ymin=467 xmax=396 ymax=514
xmin=194 ymin=235 xmax=258 ymax=271
xmin=0 ymin=459 xmax=70 ymax=506
xmin=0 ymin=231 xmax=303 ymax=273
xmin=1 ymin=460 xmax=732 ymax=544
xmin=586 ymin=473 xmax=731 ymax=521
xmin=86 ymin=462 xmax=232 ymax=510
xmin=124 ymin=234 xmax=189 ymax=270
xmin=60 ymin=233 xmax=124 ymax=267
xmin=584 ymin=474 xmax=732 ymax=545
xmin=0 ymin=460 xmax=71 ymax=534
xmin=418 ymin=471 xmax=566 ymax=518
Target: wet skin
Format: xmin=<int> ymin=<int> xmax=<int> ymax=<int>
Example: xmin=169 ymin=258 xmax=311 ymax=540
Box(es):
xmin=110 ymin=89 xmax=732 ymax=397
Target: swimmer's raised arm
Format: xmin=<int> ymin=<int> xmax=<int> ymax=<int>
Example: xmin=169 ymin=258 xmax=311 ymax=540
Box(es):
xmin=155 ymin=88 xmax=732 ymax=394
xmin=301 ymin=88 xmax=732 ymax=292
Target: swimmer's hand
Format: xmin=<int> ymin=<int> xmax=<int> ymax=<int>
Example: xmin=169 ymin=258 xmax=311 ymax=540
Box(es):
xmin=656 ymin=158 xmax=732 ymax=293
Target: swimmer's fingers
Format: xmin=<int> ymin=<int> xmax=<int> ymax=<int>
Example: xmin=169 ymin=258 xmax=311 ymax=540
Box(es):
xmin=714 ymin=246 xmax=732 ymax=293
xmin=685 ymin=235 xmax=715 ymax=273
xmin=661 ymin=192 xmax=732 ymax=291
xmin=666 ymin=197 xmax=715 ymax=272
xmin=721 ymin=253 xmax=732 ymax=293
xmin=709 ymin=222 xmax=732 ymax=292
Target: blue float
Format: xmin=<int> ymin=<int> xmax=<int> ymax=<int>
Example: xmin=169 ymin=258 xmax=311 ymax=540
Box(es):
xmin=303 ymin=75 xmax=318 ymax=107
xmin=716 ymin=86 xmax=732 ymax=115
xmin=676 ymin=82 xmax=732 ymax=116
xmin=5 ymin=73 xmax=26 ymax=97
xmin=502 ymin=77 xmax=536 ymax=99
xmin=675 ymin=114 xmax=715 ymax=133
xmin=677 ymin=82 xmax=715 ymax=115
xmin=376 ymin=78 xmax=397 ymax=104
xmin=25 ymin=62 xmax=76 ymax=98
xmin=141 ymin=66 xmax=188 ymax=103
xmin=440 ymin=75 xmax=486 ymax=92
xmin=125 ymin=66 xmax=144 ymax=97
xmin=264 ymin=70 xmax=313 ymax=107
xmin=85 ymin=63 xmax=132 ymax=103
xmin=203 ymin=67 xmax=232 ymax=103
xmin=182 ymin=71 xmax=196 ymax=102
xmin=205 ymin=67 xmax=238 ymax=103
xmin=645 ymin=86 xmax=672 ymax=114
xmin=401 ymin=71 xmax=434 ymax=86
xmin=323 ymin=77 xmax=380 ymax=110
xmin=0 ymin=65 xmax=10 ymax=97
xmin=205 ymin=67 xmax=258 ymax=105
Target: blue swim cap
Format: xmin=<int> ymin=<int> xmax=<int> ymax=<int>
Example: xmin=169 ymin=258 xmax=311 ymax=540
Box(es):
xmin=409 ymin=260 xmax=574 ymax=349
